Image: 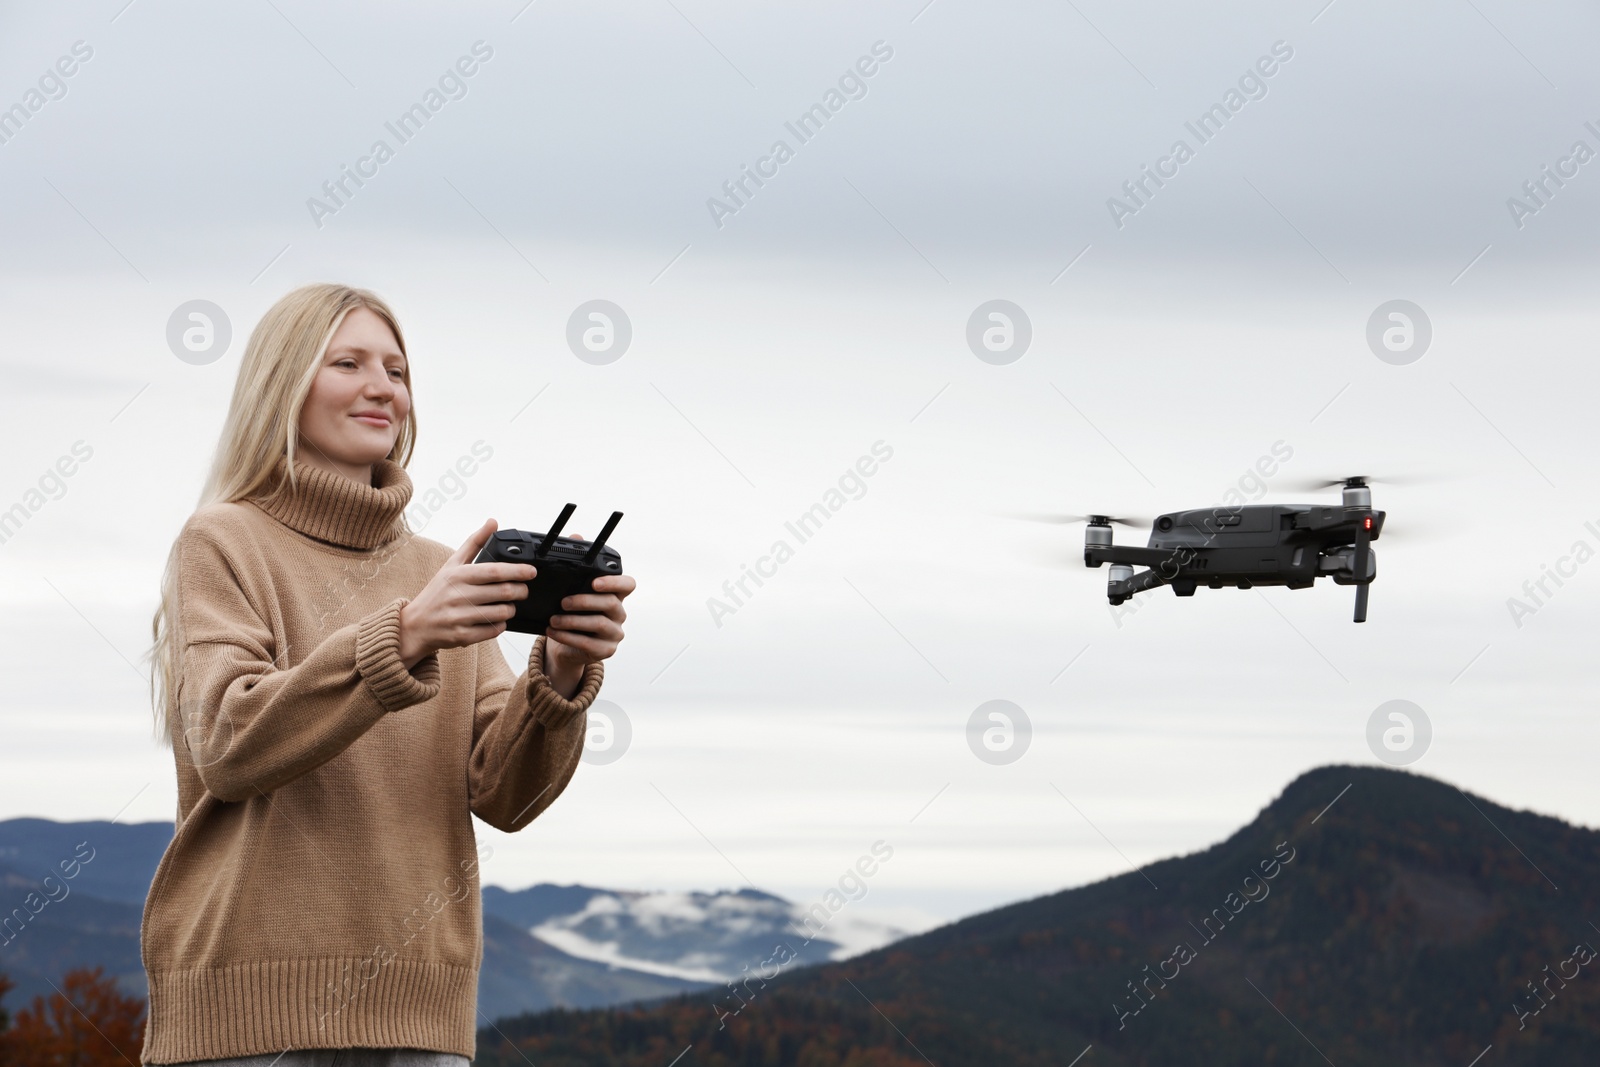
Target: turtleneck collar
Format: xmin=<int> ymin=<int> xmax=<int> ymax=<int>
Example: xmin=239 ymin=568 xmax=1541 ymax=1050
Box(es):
xmin=248 ymin=454 xmax=413 ymax=550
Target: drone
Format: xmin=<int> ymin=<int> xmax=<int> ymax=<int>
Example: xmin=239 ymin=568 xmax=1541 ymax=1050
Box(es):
xmin=1049 ymin=477 xmax=1388 ymax=623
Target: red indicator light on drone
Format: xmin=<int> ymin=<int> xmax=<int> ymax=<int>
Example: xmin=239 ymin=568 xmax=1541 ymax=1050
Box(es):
xmin=1363 ymin=517 xmax=1372 ymax=530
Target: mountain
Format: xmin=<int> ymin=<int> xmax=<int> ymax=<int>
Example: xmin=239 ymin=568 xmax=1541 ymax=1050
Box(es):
xmin=472 ymin=765 xmax=1600 ymax=1067
xmin=0 ymin=818 xmax=170 ymax=907
xmin=483 ymin=883 xmax=613 ymax=930
xmin=0 ymin=818 xmax=908 ymax=1020
xmin=0 ymin=857 xmax=146 ymax=1008
xmin=479 ymin=913 xmax=704 ymax=1020
xmin=0 ymin=819 xmax=156 ymax=1007
xmin=0 ymin=819 xmax=714 ymax=1015
xmin=484 ymin=883 xmax=909 ymax=983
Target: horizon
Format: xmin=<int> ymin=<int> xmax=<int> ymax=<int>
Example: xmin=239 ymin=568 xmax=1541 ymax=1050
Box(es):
xmin=0 ymin=759 xmax=1576 ymax=932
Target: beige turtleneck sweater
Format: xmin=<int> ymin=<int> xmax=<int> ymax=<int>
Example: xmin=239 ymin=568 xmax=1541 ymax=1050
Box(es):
xmin=139 ymin=456 xmax=603 ymax=1064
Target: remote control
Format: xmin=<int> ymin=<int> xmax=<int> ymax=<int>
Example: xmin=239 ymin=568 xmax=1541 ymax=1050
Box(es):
xmin=473 ymin=504 xmax=624 ymax=636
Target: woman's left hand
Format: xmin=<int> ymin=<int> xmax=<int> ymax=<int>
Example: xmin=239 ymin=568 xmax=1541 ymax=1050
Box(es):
xmin=542 ymin=569 xmax=635 ymax=696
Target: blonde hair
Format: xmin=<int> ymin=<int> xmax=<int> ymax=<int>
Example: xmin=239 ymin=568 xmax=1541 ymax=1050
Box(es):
xmin=147 ymin=283 xmax=417 ymax=745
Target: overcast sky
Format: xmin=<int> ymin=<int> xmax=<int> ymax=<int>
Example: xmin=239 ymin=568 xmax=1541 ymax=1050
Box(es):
xmin=2 ymin=0 xmax=1598 ymax=930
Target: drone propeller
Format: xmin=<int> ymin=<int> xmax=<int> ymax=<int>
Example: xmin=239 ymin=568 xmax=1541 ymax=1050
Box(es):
xmin=1001 ymin=511 xmax=1149 ymax=527
xmin=1022 ymin=544 xmax=1111 ymax=573
xmin=1279 ymin=473 xmax=1438 ymax=492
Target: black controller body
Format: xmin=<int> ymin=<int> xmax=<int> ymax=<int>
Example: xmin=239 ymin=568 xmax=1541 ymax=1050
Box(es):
xmin=472 ymin=505 xmax=623 ymax=636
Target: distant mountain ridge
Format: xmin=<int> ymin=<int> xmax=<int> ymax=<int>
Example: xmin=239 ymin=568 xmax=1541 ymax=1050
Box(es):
xmin=492 ymin=882 xmax=909 ymax=983
xmin=0 ymin=818 xmax=169 ymax=907
xmin=0 ymin=817 xmax=909 ymax=1020
xmin=472 ymin=765 xmax=1600 ymax=1067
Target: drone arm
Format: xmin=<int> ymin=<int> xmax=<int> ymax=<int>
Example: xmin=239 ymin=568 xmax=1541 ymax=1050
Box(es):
xmin=1118 ymin=567 xmax=1169 ymax=597
xmin=1085 ymin=545 xmax=1180 ymax=568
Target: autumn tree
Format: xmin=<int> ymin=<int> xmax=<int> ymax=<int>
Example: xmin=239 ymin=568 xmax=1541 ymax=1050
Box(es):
xmin=0 ymin=966 xmax=145 ymax=1067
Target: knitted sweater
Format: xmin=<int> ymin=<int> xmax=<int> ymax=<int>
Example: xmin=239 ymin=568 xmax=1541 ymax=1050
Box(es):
xmin=139 ymin=456 xmax=603 ymax=1064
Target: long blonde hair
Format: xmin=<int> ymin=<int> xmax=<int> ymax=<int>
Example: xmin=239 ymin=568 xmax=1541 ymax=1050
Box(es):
xmin=147 ymin=283 xmax=417 ymax=744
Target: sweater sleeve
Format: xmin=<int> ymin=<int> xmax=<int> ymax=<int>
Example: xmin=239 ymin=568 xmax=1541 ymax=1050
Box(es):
xmin=468 ymin=634 xmax=603 ymax=832
xmin=173 ymin=529 xmax=442 ymax=802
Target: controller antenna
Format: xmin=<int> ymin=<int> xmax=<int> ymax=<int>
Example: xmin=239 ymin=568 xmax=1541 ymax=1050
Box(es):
xmin=535 ymin=503 xmax=577 ymax=559
xmin=583 ymin=511 xmax=624 ymax=564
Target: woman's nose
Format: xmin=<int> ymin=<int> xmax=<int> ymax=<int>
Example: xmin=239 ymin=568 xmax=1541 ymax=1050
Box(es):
xmin=364 ymin=369 xmax=396 ymax=400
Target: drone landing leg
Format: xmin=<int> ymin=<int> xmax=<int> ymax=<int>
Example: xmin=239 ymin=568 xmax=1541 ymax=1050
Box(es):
xmin=1352 ymin=518 xmax=1371 ymax=623
xmin=1107 ymin=566 xmax=1168 ymax=603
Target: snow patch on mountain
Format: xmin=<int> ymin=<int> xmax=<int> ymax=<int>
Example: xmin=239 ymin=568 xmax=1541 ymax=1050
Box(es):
xmin=525 ymin=887 xmax=916 ymax=982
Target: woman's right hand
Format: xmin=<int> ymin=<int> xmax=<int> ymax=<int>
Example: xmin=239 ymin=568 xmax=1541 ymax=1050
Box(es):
xmin=397 ymin=519 xmax=535 ymax=669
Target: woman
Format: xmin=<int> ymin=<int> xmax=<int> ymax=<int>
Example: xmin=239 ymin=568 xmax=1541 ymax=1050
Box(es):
xmin=141 ymin=283 xmax=634 ymax=1065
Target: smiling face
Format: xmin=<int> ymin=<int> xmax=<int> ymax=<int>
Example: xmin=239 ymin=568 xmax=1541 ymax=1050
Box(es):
xmin=294 ymin=306 xmax=411 ymax=484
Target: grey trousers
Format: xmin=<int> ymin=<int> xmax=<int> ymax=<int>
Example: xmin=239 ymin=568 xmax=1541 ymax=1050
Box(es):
xmin=173 ymin=1051 xmax=468 ymax=1067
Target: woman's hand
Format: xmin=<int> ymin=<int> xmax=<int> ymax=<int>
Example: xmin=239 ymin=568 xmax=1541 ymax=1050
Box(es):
xmin=542 ymin=531 xmax=635 ymax=697
xmin=397 ymin=519 xmax=534 ymax=669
